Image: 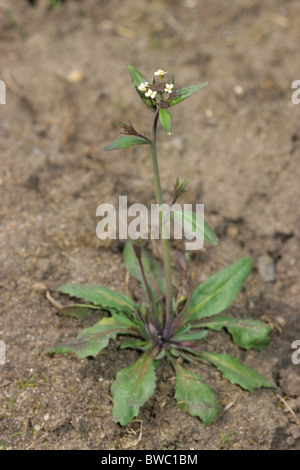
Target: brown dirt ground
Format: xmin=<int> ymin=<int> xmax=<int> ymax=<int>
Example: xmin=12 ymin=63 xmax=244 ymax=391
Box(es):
xmin=0 ymin=0 xmax=300 ymax=450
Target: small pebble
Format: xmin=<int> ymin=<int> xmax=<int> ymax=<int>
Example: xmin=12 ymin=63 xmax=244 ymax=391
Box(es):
xmin=226 ymin=225 xmax=239 ymax=237
xmin=67 ymin=68 xmax=83 ymax=83
xmin=234 ymin=85 xmax=244 ymax=97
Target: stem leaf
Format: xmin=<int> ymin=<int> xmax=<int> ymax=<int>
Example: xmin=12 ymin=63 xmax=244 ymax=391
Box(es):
xmin=197 ymin=316 xmax=272 ymax=350
xmin=103 ymin=136 xmax=150 ymax=151
xmin=159 ymin=108 xmax=172 ymax=138
xmin=127 ymin=64 xmax=156 ymax=111
xmin=111 ymin=351 xmax=157 ymax=425
xmin=200 ymin=351 xmax=276 ymax=392
xmin=171 ymin=209 xmax=218 ymax=246
xmin=183 ymin=258 xmax=253 ymax=322
xmin=169 ymin=82 xmax=209 ymax=107
xmin=174 ymin=363 xmax=218 ymax=425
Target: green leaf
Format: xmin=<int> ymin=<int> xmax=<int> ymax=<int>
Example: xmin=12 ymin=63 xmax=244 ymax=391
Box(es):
xmin=110 ymin=310 xmax=138 ymax=328
xmin=173 ymin=363 xmax=218 ymax=425
xmin=57 ymin=284 xmax=136 ymax=315
xmin=170 ymin=347 xmax=181 ymax=358
xmin=44 ymin=317 xmax=128 ymax=359
xmin=120 ymin=339 xmax=147 ymax=350
xmin=183 ymin=258 xmax=253 ymax=322
xmin=111 ymin=350 xmax=157 ymax=425
xmin=200 ymin=351 xmax=276 ymax=392
xmin=173 ymin=177 xmax=190 ymax=201
xmin=127 ymin=64 xmax=156 ymax=112
xmin=123 ymin=241 xmax=166 ymax=300
xmin=172 ymin=327 xmax=208 ymax=342
xmin=171 ymin=210 xmax=218 ymax=247
xmin=103 ymin=136 xmax=150 ymax=151
xmin=59 ymin=304 xmax=100 ymax=319
xmin=198 ymin=316 xmax=272 ymax=351
xmin=159 ymin=108 xmax=172 ymax=138
xmin=169 ymin=82 xmax=209 ymax=107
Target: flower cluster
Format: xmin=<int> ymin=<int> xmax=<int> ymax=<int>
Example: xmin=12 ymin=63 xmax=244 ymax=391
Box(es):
xmin=138 ymin=69 xmax=175 ymax=105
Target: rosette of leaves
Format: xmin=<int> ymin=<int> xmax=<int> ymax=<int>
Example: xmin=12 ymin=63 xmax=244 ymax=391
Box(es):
xmin=45 ymin=241 xmax=275 ymax=426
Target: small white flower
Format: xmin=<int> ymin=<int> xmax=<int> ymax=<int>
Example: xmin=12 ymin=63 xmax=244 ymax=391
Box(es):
xmin=154 ymin=69 xmax=167 ymax=78
xmin=164 ymin=83 xmax=174 ymax=93
xmin=145 ymin=89 xmax=157 ymax=99
xmin=138 ymin=82 xmax=150 ymax=92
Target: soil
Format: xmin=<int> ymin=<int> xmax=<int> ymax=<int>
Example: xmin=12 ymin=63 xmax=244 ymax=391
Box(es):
xmin=0 ymin=0 xmax=300 ymax=450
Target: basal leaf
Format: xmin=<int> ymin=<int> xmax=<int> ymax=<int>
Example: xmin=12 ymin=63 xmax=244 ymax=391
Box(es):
xmin=174 ymin=363 xmax=218 ymax=425
xmin=198 ymin=316 xmax=272 ymax=350
xmin=169 ymin=82 xmax=209 ymax=107
xmin=44 ymin=317 xmax=128 ymax=359
xmin=103 ymin=136 xmax=150 ymax=151
xmin=200 ymin=351 xmax=276 ymax=392
xmin=183 ymin=258 xmax=253 ymax=323
xmin=171 ymin=209 xmax=218 ymax=247
xmin=123 ymin=241 xmax=166 ymax=300
xmin=159 ymin=108 xmax=172 ymax=138
xmin=172 ymin=328 xmax=208 ymax=342
xmin=60 ymin=304 xmax=102 ymax=320
xmin=57 ymin=284 xmax=136 ymax=315
xmin=127 ymin=64 xmax=156 ymax=112
xmin=110 ymin=310 xmax=138 ymax=328
xmin=111 ymin=350 xmax=157 ymax=425
xmin=120 ymin=338 xmax=148 ymax=350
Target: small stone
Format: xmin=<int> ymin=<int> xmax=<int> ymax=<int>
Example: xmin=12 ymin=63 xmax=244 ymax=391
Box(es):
xmin=32 ymin=282 xmax=48 ymax=293
xmin=257 ymin=255 xmax=276 ymax=282
xmin=67 ymin=68 xmax=83 ymax=83
xmin=234 ymin=85 xmax=244 ymax=97
xmin=205 ymin=109 xmax=213 ymax=117
xmin=226 ymin=225 xmax=239 ymax=237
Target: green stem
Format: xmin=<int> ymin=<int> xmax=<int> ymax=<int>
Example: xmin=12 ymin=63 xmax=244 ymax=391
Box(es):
xmin=151 ymin=108 xmax=173 ymax=332
xmin=134 ymin=245 xmax=158 ymax=328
